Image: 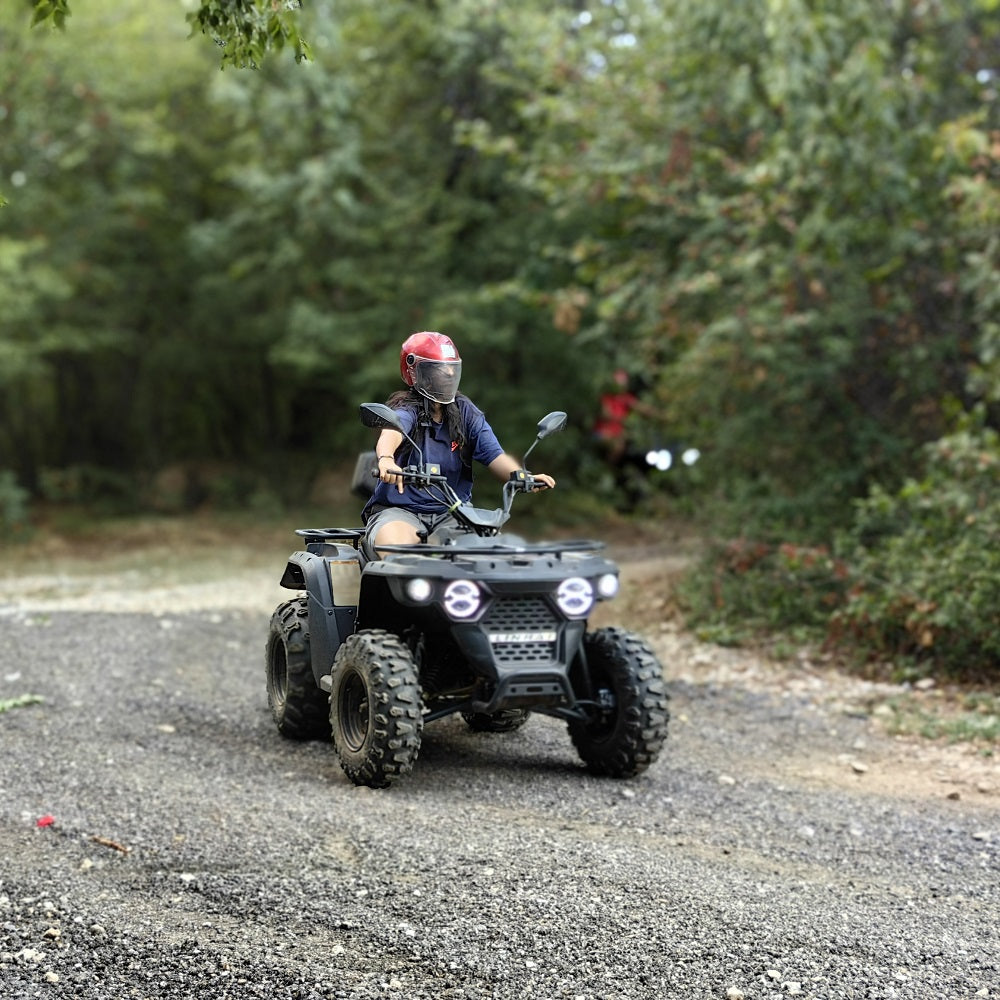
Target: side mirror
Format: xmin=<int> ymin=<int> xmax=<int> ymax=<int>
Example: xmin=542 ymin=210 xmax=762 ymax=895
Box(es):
xmin=360 ymin=402 xmax=405 ymax=432
xmin=359 ymin=402 xmax=425 ymax=465
xmin=522 ymin=410 xmax=567 ymax=465
xmin=536 ymin=411 xmax=568 ymax=439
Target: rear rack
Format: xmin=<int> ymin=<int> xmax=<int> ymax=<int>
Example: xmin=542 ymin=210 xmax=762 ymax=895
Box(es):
xmin=295 ymin=527 xmax=365 ymax=547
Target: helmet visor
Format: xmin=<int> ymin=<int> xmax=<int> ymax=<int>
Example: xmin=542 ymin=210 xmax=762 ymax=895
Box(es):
xmin=412 ymin=358 xmax=462 ymax=404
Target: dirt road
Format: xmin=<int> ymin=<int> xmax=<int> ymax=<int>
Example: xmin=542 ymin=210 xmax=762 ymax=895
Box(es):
xmin=1 ymin=543 xmax=997 ymax=998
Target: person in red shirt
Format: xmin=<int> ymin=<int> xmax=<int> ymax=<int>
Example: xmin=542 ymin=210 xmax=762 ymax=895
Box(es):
xmin=593 ymin=368 xmax=656 ymax=512
xmin=593 ymin=368 xmax=639 ymax=467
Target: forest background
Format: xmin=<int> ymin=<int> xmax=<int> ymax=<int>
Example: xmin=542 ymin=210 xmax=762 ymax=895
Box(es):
xmin=2 ymin=0 xmax=998 ymax=681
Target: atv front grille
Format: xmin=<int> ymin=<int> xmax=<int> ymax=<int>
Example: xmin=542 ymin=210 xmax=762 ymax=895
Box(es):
xmin=482 ymin=596 xmax=559 ymax=664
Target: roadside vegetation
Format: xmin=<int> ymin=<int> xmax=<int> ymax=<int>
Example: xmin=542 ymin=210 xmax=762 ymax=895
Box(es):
xmin=2 ymin=0 xmax=997 ymax=697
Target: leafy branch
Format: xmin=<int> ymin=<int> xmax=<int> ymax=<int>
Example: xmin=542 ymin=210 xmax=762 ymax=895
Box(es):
xmin=28 ymin=0 xmax=309 ymax=68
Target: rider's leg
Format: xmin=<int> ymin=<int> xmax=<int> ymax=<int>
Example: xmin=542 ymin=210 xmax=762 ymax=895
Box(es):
xmin=364 ymin=507 xmax=426 ymax=554
xmin=373 ymin=516 xmax=421 ymax=547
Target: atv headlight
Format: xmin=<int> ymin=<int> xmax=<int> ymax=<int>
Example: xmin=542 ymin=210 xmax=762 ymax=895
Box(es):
xmin=405 ymin=577 xmax=433 ymax=603
xmin=596 ymin=573 xmax=619 ymax=599
xmin=443 ymin=579 xmax=481 ymax=619
xmin=556 ymin=576 xmax=594 ymax=617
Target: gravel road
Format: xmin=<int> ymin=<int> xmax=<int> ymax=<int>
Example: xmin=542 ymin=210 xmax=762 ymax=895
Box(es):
xmin=2 ymin=563 xmax=998 ymax=999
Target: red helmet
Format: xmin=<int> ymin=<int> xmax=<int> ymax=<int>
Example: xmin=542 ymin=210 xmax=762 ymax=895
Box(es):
xmin=399 ymin=332 xmax=463 ymax=404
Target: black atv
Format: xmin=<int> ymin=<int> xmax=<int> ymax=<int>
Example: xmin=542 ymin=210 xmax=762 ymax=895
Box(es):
xmin=264 ymin=403 xmax=669 ymax=788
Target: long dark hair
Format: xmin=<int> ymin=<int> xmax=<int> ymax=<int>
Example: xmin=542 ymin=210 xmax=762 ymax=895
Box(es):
xmin=386 ymin=388 xmax=468 ymax=450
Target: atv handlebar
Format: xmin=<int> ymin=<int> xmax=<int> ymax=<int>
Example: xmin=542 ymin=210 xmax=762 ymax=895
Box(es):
xmin=373 ymin=464 xmax=545 ymax=493
xmin=371 ymin=463 xmax=547 ymax=538
xmin=371 ymin=463 xmax=449 ymax=488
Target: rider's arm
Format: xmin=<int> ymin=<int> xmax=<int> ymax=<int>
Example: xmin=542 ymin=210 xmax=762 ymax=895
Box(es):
xmin=487 ymin=453 xmax=556 ymax=490
xmin=375 ymin=429 xmax=406 ymax=493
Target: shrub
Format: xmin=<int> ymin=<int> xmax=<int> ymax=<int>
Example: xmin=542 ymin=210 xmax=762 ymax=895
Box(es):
xmin=678 ymin=536 xmax=852 ymax=646
xmin=832 ymin=421 xmax=1000 ymax=681
xmin=0 ymin=470 xmax=30 ymax=538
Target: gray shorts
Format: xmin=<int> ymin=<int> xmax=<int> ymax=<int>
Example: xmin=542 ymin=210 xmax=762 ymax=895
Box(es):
xmin=365 ymin=505 xmax=435 ymax=544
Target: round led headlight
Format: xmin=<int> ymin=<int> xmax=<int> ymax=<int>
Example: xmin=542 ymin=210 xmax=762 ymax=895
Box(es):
xmin=596 ymin=573 xmax=619 ymax=599
xmin=443 ymin=579 xmax=481 ymax=619
xmin=405 ymin=577 xmax=433 ymax=603
xmin=556 ymin=576 xmax=594 ymax=617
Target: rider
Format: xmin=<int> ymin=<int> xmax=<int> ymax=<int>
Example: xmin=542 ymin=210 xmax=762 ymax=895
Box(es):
xmin=362 ymin=332 xmax=556 ymax=548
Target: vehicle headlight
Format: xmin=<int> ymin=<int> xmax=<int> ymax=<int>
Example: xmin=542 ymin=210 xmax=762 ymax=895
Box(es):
xmin=443 ymin=579 xmax=481 ymax=619
xmin=556 ymin=577 xmax=594 ymax=617
xmin=596 ymin=573 xmax=619 ymax=599
xmin=405 ymin=577 xmax=433 ymax=603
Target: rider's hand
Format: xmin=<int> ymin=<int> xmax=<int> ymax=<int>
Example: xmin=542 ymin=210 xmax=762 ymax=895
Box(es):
xmin=531 ymin=473 xmax=556 ymax=492
xmin=378 ymin=456 xmax=405 ymax=493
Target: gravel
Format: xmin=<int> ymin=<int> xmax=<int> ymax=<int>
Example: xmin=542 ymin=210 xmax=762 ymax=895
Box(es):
xmin=1 ymin=595 xmax=998 ymax=999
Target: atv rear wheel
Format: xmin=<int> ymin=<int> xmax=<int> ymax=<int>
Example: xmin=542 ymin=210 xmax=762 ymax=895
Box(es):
xmin=569 ymin=627 xmax=669 ymax=778
xmin=462 ymin=709 xmax=531 ymax=733
xmin=330 ymin=630 xmax=424 ymax=788
xmin=265 ymin=598 xmax=331 ymax=740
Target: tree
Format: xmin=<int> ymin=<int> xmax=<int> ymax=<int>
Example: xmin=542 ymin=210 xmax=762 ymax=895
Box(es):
xmin=1 ymin=1 xmax=226 ymax=492
xmin=27 ymin=0 xmax=309 ymax=68
xmin=462 ymin=0 xmax=999 ymax=536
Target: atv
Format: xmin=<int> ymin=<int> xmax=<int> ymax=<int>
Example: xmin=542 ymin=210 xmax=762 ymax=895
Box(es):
xmin=264 ymin=403 xmax=669 ymax=788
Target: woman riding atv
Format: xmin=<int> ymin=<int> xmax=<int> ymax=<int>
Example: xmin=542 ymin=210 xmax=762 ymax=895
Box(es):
xmin=362 ymin=332 xmax=556 ymax=550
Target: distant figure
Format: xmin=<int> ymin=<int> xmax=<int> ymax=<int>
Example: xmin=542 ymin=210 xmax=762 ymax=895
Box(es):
xmin=592 ymin=368 xmax=653 ymax=512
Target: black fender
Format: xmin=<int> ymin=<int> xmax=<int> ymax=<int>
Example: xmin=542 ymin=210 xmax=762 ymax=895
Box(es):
xmin=280 ymin=548 xmax=359 ymax=687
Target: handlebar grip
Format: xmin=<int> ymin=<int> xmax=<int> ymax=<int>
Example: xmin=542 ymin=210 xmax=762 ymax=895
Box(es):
xmin=372 ymin=464 xmax=448 ymax=484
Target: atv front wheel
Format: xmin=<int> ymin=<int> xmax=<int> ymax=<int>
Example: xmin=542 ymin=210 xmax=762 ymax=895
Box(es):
xmin=569 ymin=627 xmax=669 ymax=778
xmin=265 ymin=598 xmax=331 ymax=740
xmin=462 ymin=709 xmax=531 ymax=733
xmin=330 ymin=630 xmax=424 ymax=788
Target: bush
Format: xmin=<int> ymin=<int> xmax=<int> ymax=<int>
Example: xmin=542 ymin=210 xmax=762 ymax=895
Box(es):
xmin=678 ymin=536 xmax=852 ymax=647
xmin=832 ymin=421 xmax=1000 ymax=681
xmin=0 ymin=470 xmax=30 ymax=538
xmin=40 ymin=464 xmax=139 ymax=512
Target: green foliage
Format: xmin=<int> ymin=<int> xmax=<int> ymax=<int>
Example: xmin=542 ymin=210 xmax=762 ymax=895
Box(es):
xmin=467 ymin=0 xmax=998 ymax=537
xmin=879 ymin=691 xmax=1000 ymax=745
xmin=28 ymin=0 xmax=69 ymax=29
xmin=0 ymin=694 xmax=45 ymax=713
xmin=3 ymin=0 xmax=999 ymax=644
xmin=187 ymin=0 xmax=309 ymax=69
xmin=678 ymin=537 xmax=852 ymax=646
xmin=27 ymin=0 xmax=307 ymax=68
xmin=832 ymin=419 xmax=1000 ymax=680
xmin=0 ymin=470 xmax=31 ymax=535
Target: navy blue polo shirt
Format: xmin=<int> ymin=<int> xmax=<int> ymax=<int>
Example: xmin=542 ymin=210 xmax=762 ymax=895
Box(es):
xmin=364 ymin=396 xmax=504 ymax=518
